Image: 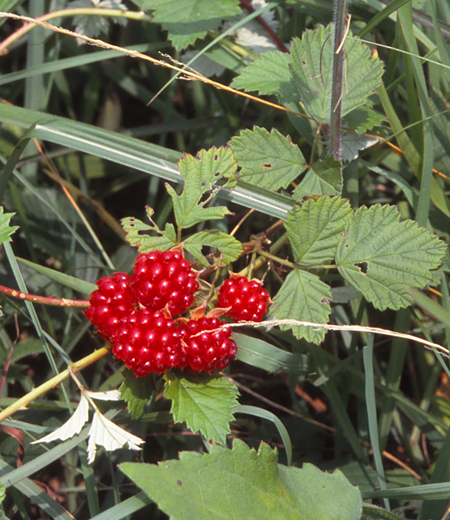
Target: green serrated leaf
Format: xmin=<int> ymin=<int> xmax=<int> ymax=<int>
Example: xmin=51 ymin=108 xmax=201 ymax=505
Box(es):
xmin=336 ymin=205 xmax=447 ymax=310
xmin=231 ymin=50 xmax=297 ymax=103
xmin=279 ymin=462 xmax=362 ymax=520
xmin=122 ymin=214 xmax=176 ymax=252
xmin=285 ymin=196 xmax=352 ymax=266
xmin=344 ymin=106 xmax=385 ymax=134
xmin=167 ymin=147 xmax=237 ymax=229
xmin=184 ymin=229 xmax=243 ymax=267
xmin=290 ymin=24 xmax=384 ymax=124
xmin=120 ymin=439 xmax=362 ymax=520
xmin=0 ymin=207 xmax=18 ymax=244
xmin=233 ymin=333 xmax=310 ymax=373
xmin=164 ymin=373 xmax=239 ymax=444
xmin=293 ymin=157 xmax=342 ymax=199
xmin=270 ymin=270 xmax=331 ymax=344
xmin=146 ymin=0 xmax=241 ymax=50
xmin=230 ymin=127 xmax=307 ymax=190
xmin=119 ymin=369 xmax=158 ymax=420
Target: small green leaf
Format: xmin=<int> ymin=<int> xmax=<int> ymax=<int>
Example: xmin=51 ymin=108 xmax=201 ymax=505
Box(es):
xmin=231 ymin=50 xmax=297 ymax=103
xmin=344 ymin=106 xmax=385 ymax=134
xmin=0 ymin=483 xmax=5 ymax=504
xmin=285 ymin=196 xmax=352 ymax=266
xmin=290 ymin=24 xmax=384 ymax=123
xmin=270 ymin=270 xmax=331 ymax=344
xmin=336 ymin=205 xmax=447 ymax=310
xmin=167 ymin=147 xmax=237 ymax=229
xmin=233 ymin=333 xmax=311 ymax=373
xmin=184 ymin=230 xmax=243 ymax=267
xmin=122 ymin=209 xmax=177 ymax=252
xmin=0 ymin=207 xmax=18 ymax=244
xmin=120 ymin=439 xmax=362 ymax=520
xmin=120 ymin=369 xmax=158 ymax=420
xmin=164 ymin=373 xmax=239 ymax=444
xmin=230 ymin=127 xmax=307 ymax=190
xmin=146 ymin=0 xmax=241 ymax=50
xmin=293 ymin=157 xmax=342 ymax=199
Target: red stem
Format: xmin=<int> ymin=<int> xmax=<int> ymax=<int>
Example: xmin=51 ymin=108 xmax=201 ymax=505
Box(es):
xmin=0 ymin=284 xmax=89 ymax=307
xmin=239 ymin=0 xmax=289 ymax=54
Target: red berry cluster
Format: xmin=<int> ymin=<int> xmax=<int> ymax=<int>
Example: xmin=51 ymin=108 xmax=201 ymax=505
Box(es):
xmin=85 ymin=250 xmax=237 ymax=377
xmin=218 ymin=276 xmax=270 ymax=322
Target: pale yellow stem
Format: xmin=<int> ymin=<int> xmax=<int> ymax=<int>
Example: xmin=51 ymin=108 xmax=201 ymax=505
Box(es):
xmin=0 ymin=347 xmax=110 ymax=423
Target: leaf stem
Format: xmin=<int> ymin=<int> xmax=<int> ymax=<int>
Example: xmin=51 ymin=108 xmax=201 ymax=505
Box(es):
xmin=0 ymin=347 xmax=110 ymax=424
xmin=0 ymin=283 xmax=89 ymax=307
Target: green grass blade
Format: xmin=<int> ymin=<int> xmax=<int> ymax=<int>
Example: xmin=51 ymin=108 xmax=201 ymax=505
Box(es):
xmin=233 ymin=404 xmax=293 ymax=466
xmin=89 ymin=492 xmax=152 ymax=520
xmin=363 ymin=337 xmax=390 ymax=511
xmin=0 ymin=104 xmax=294 ymax=219
xmin=16 ymin=257 xmax=95 ymax=295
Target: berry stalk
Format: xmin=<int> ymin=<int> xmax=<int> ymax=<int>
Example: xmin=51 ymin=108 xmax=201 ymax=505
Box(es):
xmin=0 ymin=347 xmax=110 ymax=424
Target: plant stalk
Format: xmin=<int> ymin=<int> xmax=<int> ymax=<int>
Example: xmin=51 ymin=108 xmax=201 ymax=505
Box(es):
xmin=329 ymin=0 xmax=349 ymax=159
xmin=0 ymin=347 xmax=110 ymax=424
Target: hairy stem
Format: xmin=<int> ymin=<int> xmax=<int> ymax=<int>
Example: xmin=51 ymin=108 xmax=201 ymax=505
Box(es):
xmin=329 ymin=0 xmax=348 ymax=159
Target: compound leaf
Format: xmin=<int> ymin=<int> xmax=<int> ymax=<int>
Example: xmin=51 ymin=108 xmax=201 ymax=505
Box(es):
xmin=164 ymin=373 xmax=239 ymax=444
xmin=290 ymin=24 xmax=384 ymax=124
xmin=285 ymin=196 xmax=352 ymax=266
xmin=167 ymin=147 xmax=237 ymax=229
xmin=231 ymin=50 xmax=297 ymax=103
xmin=184 ymin=229 xmax=244 ymax=267
xmin=230 ymin=127 xmax=307 ymax=190
xmin=0 ymin=207 xmax=18 ymax=244
xmin=293 ymin=157 xmax=342 ymax=199
xmin=270 ymin=270 xmax=331 ymax=344
xmin=145 ymin=0 xmax=241 ymax=50
xmin=336 ymin=205 xmax=447 ymax=310
xmin=121 ymin=439 xmax=362 ymax=520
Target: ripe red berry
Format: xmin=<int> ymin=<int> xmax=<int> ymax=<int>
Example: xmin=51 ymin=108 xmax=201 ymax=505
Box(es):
xmin=111 ymin=309 xmax=183 ymax=377
xmin=131 ymin=250 xmax=199 ymax=317
xmin=85 ymin=272 xmax=135 ymax=338
xmin=218 ymin=276 xmax=269 ymax=322
xmin=178 ymin=317 xmax=237 ymax=374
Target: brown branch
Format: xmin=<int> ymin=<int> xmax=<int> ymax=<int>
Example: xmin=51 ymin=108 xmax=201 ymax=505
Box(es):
xmin=0 ymin=284 xmax=89 ymax=307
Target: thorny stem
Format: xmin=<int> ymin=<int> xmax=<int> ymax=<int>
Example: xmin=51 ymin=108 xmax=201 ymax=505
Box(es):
xmin=0 ymin=8 xmax=151 ymax=55
xmin=0 ymin=283 xmax=89 ymax=307
xmin=0 ymin=347 xmax=110 ymax=424
xmin=329 ymin=0 xmax=349 ymax=159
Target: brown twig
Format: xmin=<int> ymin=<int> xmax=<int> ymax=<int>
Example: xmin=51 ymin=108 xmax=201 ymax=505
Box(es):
xmin=0 ymin=284 xmax=89 ymax=307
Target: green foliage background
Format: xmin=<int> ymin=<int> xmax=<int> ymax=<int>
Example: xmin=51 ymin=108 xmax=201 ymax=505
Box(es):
xmin=0 ymin=1 xmax=450 ymax=519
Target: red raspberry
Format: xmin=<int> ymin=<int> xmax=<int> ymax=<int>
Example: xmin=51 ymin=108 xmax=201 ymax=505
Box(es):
xmin=131 ymin=250 xmax=199 ymax=316
xmin=111 ymin=309 xmax=183 ymax=377
xmin=218 ymin=276 xmax=269 ymax=322
xmin=85 ymin=272 xmax=135 ymax=338
xmin=178 ymin=317 xmax=237 ymax=374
